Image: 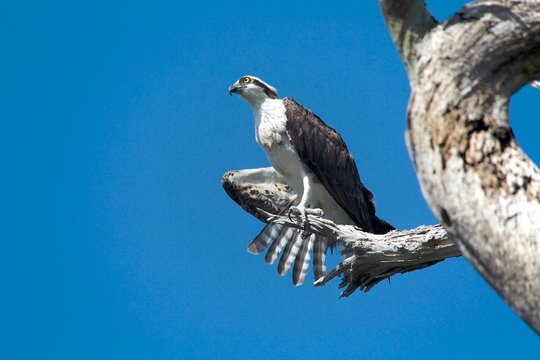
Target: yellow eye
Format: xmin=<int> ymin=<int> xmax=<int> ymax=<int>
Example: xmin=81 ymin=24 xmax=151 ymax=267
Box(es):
xmin=242 ymin=77 xmax=251 ymax=83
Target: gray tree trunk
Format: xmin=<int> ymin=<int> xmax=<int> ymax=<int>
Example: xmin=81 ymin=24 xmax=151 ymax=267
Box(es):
xmin=378 ymin=0 xmax=540 ymax=333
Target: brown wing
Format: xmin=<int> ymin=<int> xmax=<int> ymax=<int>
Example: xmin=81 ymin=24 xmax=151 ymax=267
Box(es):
xmin=221 ymin=169 xmax=297 ymax=223
xmin=222 ymin=168 xmax=329 ymax=284
xmin=283 ymin=97 xmax=378 ymax=232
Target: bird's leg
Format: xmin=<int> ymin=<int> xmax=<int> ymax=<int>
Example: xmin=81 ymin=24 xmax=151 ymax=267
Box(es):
xmin=287 ymin=204 xmax=309 ymax=235
xmin=287 ymin=174 xmax=325 ymax=235
xmin=288 ymin=206 xmax=324 ymax=236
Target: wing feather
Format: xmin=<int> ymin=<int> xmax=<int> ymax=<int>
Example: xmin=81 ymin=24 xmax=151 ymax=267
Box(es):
xmin=284 ymin=98 xmax=394 ymax=233
xmin=222 ymin=168 xmax=297 ymax=223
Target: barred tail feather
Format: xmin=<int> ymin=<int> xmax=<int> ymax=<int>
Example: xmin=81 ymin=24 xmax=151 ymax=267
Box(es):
xmin=248 ymin=223 xmax=286 ymax=254
xmin=265 ymin=227 xmax=294 ymax=264
xmin=292 ymin=234 xmax=315 ymax=286
xmin=249 ymin=223 xmax=329 ymax=285
xmin=277 ymin=230 xmax=302 ymax=275
xmin=313 ymin=235 xmax=328 ymax=281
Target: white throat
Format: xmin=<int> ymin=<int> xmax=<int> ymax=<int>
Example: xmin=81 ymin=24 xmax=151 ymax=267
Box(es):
xmin=249 ymin=98 xmax=288 ymax=152
xmin=240 ymin=92 xmax=270 ymax=110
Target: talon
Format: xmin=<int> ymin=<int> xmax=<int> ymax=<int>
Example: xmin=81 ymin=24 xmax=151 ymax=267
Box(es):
xmin=287 ymin=208 xmax=293 ymax=222
xmin=287 ymin=207 xmax=296 ymax=221
xmin=287 ymin=206 xmax=304 ymax=221
xmin=288 ymin=205 xmax=314 ymax=236
xmin=301 ymin=221 xmax=308 ymax=237
xmin=301 ymin=208 xmax=310 ymax=237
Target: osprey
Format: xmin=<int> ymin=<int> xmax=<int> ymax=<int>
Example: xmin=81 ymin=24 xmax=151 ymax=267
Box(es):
xmin=225 ymin=75 xmax=394 ymax=285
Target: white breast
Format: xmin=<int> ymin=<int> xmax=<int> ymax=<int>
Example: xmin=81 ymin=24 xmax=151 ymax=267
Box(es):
xmin=253 ymin=99 xmax=287 ymax=149
xmin=250 ymin=99 xmax=354 ymax=225
xmin=252 ymin=99 xmax=304 ymax=192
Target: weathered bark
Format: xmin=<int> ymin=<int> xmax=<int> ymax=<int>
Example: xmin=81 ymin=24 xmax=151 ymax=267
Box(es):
xmin=266 ymin=213 xmax=460 ymax=296
xmin=379 ymin=0 xmax=540 ymax=333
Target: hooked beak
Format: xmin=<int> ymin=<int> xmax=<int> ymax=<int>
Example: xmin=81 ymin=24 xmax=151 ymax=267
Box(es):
xmin=228 ymin=81 xmax=242 ymax=96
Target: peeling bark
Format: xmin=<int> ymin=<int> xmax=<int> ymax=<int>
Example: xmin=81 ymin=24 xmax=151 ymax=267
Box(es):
xmin=379 ymin=0 xmax=540 ymax=333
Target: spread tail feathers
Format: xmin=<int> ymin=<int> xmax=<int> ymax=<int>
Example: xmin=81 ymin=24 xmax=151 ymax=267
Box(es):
xmin=277 ymin=229 xmax=303 ymax=276
xmin=248 ymin=223 xmax=288 ymax=255
xmin=265 ymin=227 xmax=294 ymax=264
xmin=248 ymin=223 xmax=329 ymax=285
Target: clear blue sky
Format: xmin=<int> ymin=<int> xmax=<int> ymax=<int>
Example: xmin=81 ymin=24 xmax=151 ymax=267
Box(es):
xmin=3 ymin=1 xmax=539 ymax=359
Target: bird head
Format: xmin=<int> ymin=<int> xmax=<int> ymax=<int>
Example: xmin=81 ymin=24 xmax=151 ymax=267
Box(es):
xmin=228 ymin=75 xmax=279 ymax=104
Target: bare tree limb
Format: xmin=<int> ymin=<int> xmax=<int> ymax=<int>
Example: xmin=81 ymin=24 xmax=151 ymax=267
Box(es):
xmin=378 ymin=0 xmax=437 ymax=81
xmin=380 ymin=0 xmax=540 ymax=333
xmin=266 ymin=212 xmax=460 ymax=297
xmin=224 ymin=171 xmax=461 ymax=295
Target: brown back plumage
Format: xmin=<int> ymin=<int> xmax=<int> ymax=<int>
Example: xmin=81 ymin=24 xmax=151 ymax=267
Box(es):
xmin=283 ymin=98 xmax=394 ymax=234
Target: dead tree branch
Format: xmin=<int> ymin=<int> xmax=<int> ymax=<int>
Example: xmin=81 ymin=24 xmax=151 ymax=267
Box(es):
xmin=267 ymin=213 xmax=460 ymax=297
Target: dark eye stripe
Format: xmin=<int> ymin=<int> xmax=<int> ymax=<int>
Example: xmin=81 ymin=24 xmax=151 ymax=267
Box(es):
xmin=252 ymin=78 xmax=278 ymax=99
